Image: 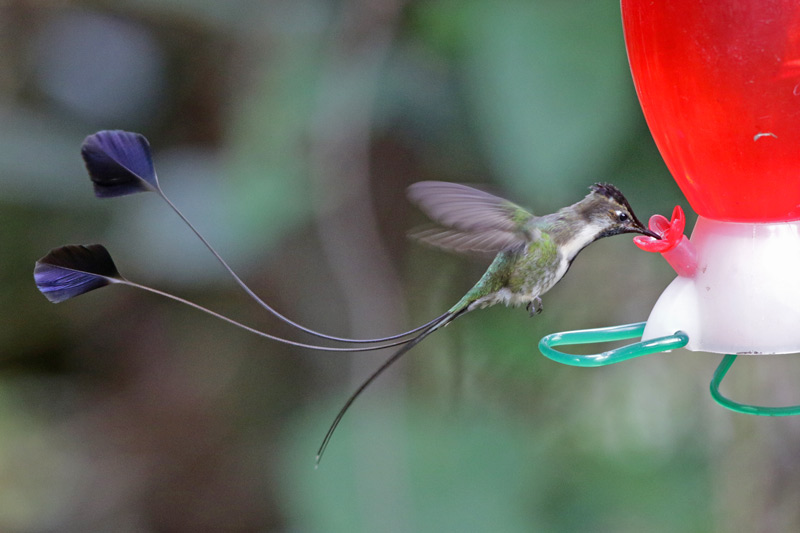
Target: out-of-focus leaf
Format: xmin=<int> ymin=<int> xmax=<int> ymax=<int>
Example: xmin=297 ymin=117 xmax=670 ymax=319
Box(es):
xmin=220 ymin=28 xmax=325 ymax=254
xmin=277 ymin=397 xmax=544 ymax=533
xmin=0 ymin=105 xmax=94 ymax=206
xmin=32 ymin=10 xmax=165 ymax=125
xmin=416 ymin=0 xmax=640 ymax=205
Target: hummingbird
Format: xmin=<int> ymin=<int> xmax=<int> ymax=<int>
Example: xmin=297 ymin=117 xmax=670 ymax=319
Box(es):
xmin=316 ymin=180 xmax=659 ymax=462
xmin=32 ymin=130 xmax=660 ymax=464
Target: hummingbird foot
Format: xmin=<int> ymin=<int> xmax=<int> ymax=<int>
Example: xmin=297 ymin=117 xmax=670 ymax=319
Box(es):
xmin=527 ymin=297 xmax=543 ymax=317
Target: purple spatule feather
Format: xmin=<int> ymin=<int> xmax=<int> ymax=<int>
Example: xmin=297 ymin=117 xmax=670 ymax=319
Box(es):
xmin=32 ymin=245 xmax=426 ymax=353
xmin=77 ymin=130 xmax=445 ymax=347
xmin=81 ymin=130 xmax=159 ymax=197
xmin=34 ymin=244 xmax=123 ymax=303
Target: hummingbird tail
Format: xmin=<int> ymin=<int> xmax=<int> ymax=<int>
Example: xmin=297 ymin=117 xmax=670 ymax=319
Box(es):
xmin=315 ymin=306 xmax=468 ymax=466
xmin=145 ymin=181 xmax=452 ymax=346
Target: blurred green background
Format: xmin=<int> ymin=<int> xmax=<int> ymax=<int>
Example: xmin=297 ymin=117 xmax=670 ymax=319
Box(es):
xmin=4 ymin=0 xmax=800 ymax=531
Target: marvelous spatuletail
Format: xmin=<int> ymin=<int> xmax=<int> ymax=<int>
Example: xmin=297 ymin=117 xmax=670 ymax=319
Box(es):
xmin=33 ymin=130 xmax=659 ymax=465
xmin=315 ymin=180 xmax=659 ymax=461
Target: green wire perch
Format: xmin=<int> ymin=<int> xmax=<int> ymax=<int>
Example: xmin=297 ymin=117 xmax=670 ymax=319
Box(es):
xmin=538 ymin=322 xmax=688 ymax=367
xmin=539 ymin=323 xmax=800 ymax=416
xmin=709 ymin=354 xmax=800 ymax=416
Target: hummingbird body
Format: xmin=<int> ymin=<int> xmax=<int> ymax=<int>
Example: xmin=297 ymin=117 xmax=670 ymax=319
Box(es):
xmin=452 ymin=237 xmax=559 ymax=312
xmin=316 ymin=181 xmax=658 ymax=461
xmin=34 ymin=130 xmax=660 ymax=463
xmin=417 ymin=182 xmax=657 ymax=318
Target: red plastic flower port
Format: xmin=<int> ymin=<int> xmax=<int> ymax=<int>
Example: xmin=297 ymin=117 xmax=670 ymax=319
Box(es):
xmin=634 ymin=205 xmax=697 ymax=277
xmin=634 ymin=205 xmax=685 ymax=252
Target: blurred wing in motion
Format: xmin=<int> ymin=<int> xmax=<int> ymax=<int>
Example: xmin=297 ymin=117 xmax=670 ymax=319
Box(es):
xmin=407 ymin=181 xmax=539 ymax=253
xmin=410 ymin=226 xmax=534 ymax=254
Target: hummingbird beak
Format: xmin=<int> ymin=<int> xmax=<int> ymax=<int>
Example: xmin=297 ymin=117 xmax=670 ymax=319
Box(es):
xmin=633 ymin=220 xmax=661 ymax=239
xmin=625 ymin=213 xmax=661 ymax=239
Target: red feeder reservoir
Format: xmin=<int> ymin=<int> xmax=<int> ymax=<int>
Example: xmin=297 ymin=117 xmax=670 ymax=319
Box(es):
xmin=623 ymin=0 xmax=800 ymax=354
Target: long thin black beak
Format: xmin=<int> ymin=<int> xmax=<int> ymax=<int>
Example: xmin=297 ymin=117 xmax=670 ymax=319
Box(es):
xmin=629 ymin=215 xmax=661 ymax=239
xmin=635 ymin=223 xmax=661 ymax=239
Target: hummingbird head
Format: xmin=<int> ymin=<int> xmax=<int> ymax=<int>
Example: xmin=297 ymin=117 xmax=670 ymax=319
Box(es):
xmin=580 ymin=183 xmax=659 ymax=239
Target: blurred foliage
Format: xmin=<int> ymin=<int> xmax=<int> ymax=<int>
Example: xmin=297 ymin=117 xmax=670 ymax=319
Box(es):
xmin=2 ymin=0 xmax=800 ymax=531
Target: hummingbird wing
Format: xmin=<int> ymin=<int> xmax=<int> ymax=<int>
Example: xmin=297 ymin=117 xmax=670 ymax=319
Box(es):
xmin=410 ymin=226 xmax=530 ymax=253
xmin=407 ymin=181 xmax=538 ymax=253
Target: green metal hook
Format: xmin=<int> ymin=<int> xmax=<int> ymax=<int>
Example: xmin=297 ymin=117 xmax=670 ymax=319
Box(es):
xmin=538 ymin=322 xmax=689 ymax=367
xmin=710 ymin=354 xmax=800 ymax=416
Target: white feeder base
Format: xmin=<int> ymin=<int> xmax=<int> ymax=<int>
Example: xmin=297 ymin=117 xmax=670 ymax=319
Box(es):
xmin=642 ymin=216 xmax=800 ymax=354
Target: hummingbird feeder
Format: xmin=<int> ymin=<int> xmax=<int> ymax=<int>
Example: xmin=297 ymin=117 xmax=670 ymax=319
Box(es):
xmin=539 ymin=0 xmax=800 ymax=415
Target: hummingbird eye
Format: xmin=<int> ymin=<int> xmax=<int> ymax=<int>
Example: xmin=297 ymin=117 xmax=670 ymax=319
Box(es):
xmin=616 ymin=210 xmax=629 ymax=222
